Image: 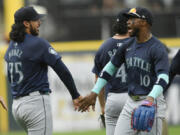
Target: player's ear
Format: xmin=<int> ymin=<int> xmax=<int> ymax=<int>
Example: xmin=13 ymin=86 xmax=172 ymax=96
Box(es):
xmin=141 ymin=20 xmax=148 ymax=26
xmin=23 ymin=21 xmax=30 ymax=28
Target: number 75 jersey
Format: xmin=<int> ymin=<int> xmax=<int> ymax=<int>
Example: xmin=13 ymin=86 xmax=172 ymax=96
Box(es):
xmin=4 ymin=34 xmax=61 ymax=98
xmin=111 ymin=36 xmax=169 ymax=95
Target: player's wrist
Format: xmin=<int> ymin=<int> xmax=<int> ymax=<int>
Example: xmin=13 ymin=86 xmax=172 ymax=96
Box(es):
xmin=146 ymin=96 xmax=154 ymax=103
xmin=90 ymin=91 xmax=98 ymax=97
xmin=142 ymin=97 xmax=155 ymax=107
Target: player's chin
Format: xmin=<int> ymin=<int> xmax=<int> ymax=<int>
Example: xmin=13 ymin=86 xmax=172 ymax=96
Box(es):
xmin=128 ymin=29 xmax=133 ymax=37
xmin=35 ymin=30 xmax=39 ymax=35
xmin=129 ymin=31 xmax=135 ymax=37
xmin=37 ymin=29 xmax=39 ymax=33
xmin=32 ymin=31 xmax=39 ymax=36
xmin=129 ymin=30 xmax=137 ymax=37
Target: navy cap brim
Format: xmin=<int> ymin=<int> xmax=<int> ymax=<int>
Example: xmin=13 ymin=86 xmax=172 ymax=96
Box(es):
xmin=123 ymin=12 xmax=140 ymax=18
xmin=31 ymin=14 xmax=45 ymax=21
xmin=39 ymin=14 xmax=45 ymax=18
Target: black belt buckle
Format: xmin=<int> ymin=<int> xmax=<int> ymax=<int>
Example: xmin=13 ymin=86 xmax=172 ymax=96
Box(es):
xmin=14 ymin=93 xmax=29 ymax=99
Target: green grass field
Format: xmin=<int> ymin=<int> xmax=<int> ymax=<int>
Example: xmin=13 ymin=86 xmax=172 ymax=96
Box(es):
xmin=1 ymin=126 xmax=180 ymax=135
xmin=0 ymin=130 xmax=106 ymax=135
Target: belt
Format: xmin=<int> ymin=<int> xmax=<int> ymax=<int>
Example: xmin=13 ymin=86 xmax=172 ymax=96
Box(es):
xmin=29 ymin=91 xmax=49 ymax=96
xmin=14 ymin=91 xmax=49 ymax=99
xmin=129 ymin=95 xmax=146 ymax=101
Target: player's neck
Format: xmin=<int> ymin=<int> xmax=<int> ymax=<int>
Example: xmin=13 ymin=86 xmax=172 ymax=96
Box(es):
xmin=25 ymin=28 xmax=31 ymax=35
xmin=136 ymin=30 xmax=152 ymax=43
xmin=113 ymin=33 xmax=129 ymax=39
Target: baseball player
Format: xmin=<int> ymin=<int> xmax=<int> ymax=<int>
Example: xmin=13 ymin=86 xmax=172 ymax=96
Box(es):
xmin=0 ymin=96 xmax=7 ymax=111
xmin=4 ymin=6 xmax=82 ymax=135
xmin=166 ymin=49 xmax=180 ymax=89
xmin=92 ymin=8 xmax=130 ymax=135
xmin=79 ymin=7 xmax=169 ymax=135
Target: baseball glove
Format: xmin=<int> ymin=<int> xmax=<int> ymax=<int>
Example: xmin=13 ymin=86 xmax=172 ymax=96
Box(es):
xmin=99 ymin=114 xmax=106 ymax=128
xmin=131 ymin=100 xmax=156 ymax=132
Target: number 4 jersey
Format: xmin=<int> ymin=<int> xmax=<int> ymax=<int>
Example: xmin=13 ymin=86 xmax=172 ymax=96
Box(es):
xmin=4 ymin=34 xmax=61 ymax=98
xmin=92 ymin=37 xmax=132 ymax=94
xmin=111 ymin=36 xmax=169 ymax=95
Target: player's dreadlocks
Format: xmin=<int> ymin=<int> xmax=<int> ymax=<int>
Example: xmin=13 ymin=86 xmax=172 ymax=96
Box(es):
xmin=9 ymin=21 xmax=26 ymax=43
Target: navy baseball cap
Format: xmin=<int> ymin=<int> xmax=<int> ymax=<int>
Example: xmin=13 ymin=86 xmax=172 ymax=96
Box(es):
xmin=14 ymin=6 xmax=45 ymax=22
xmin=123 ymin=7 xmax=153 ymax=26
xmin=116 ymin=8 xmax=130 ymax=22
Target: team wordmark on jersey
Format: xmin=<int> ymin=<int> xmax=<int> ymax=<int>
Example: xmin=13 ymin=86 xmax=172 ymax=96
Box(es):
xmin=126 ymin=57 xmax=151 ymax=72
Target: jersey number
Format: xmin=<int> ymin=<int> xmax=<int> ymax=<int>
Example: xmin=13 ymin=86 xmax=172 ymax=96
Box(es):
xmin=8 ymin=62 xmax=24 ymax=84
xmin=115 ymin=64 xmax=127 ymax=83
xmin=140 ymin=74 xmax=150 ymax=87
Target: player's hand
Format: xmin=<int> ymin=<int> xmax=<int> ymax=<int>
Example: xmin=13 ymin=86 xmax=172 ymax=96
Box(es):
xmin=0 ymin=96 xmax=8 ymax=111
xmin=73 ymin=96 xmax=83 ymax=111
xmin=78 ymin=92 xmax=97 ymax=112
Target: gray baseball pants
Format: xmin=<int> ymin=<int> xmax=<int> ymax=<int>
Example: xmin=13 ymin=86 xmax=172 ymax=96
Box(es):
xmin=12 ymin=91 xmax=53 ymax=135
xmin=114 ymin=95 xmax=166 ymax=135
xmin=105 ymin=92 xmax=128 ymax=135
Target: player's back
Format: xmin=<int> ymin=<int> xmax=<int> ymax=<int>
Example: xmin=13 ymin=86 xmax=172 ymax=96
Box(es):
xmin=93 ymin=37 xmax=132 ymax=93
xmin=5 ymin=34 xmax=51 ymax=98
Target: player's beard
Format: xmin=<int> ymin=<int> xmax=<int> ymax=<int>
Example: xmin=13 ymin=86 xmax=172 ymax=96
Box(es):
xmin=30 ymin=24 xmax=39 ymax=36
xmin=130 ymin=28 xmax=139 ymax=37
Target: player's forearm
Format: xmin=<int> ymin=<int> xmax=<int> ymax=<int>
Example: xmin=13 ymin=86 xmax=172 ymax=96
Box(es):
xmin=98 ymin=88 xmax=105 ymax=114
xmin=92 ymin=61 xmax=117 ymax=94
xmin=52 ymin=59 xmax=80 ymax=99
xmin=95 ymin=75 xmax=105 ymax=114
xmin=148 ymin=73 xmax=169 ymax=100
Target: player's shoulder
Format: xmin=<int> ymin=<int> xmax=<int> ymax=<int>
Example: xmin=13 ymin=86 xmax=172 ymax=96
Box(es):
xmin=117 ymin=37 xmax=135 ymax=50
xmin=151 ymin=36 xmax=165 ymax=48
xmin=24 ymin=34 xmax=50 ymax=49
xmin=25 ymin=34 xmax=47 ymax=43
xmin=149 ymin=36 xmax=167 ymax=52
xmin=99 ymin=37 xmax=132 ymax=51
xmin=148 ymin=36 xmax=169 ymax=59
xmin=96 ymin=38 xmax=114 ymax=55
xmin=99 ymin=37 xmax=115 ymax=49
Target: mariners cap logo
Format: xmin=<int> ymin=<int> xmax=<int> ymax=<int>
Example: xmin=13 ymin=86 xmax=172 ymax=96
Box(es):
xmin=129 ymin=8 xmax=136 ymax=13
xmin=128 ymin=8 xmax=141 ymax=18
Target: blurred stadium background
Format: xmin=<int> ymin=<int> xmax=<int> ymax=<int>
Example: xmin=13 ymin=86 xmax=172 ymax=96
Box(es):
xmin=0 ymin=0 xmax=180 ymax=134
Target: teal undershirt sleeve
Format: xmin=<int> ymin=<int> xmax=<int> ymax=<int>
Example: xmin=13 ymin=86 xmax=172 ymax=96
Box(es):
xmin=103 ymin=61 xmax=118 ymax=76
xmin=148 ymin=73 xmax=169 ymax=99
xmin=92 ymin=61 xmax=118 ymax=94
